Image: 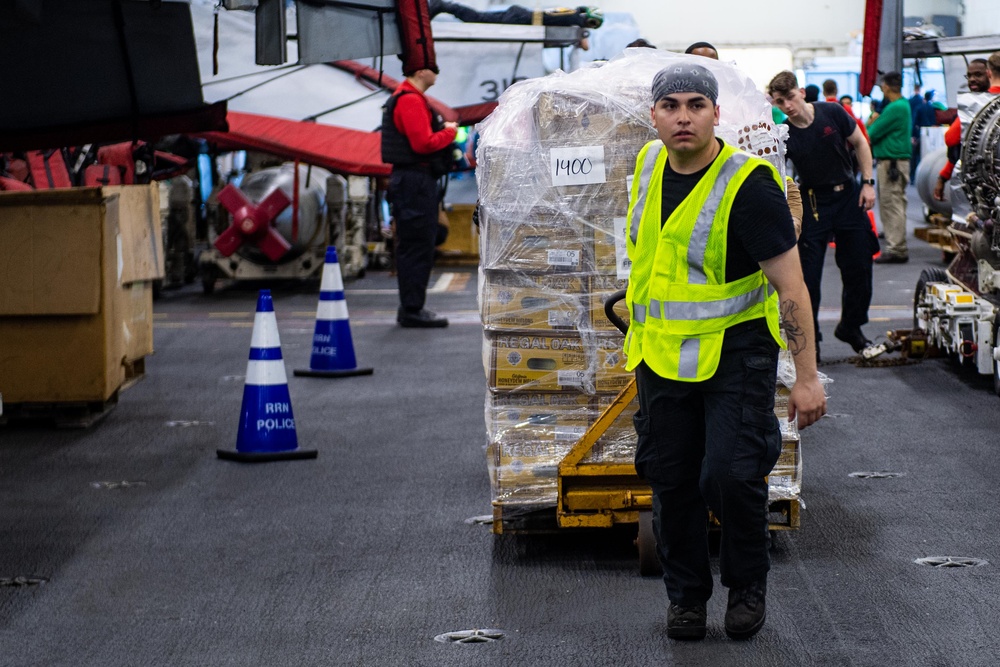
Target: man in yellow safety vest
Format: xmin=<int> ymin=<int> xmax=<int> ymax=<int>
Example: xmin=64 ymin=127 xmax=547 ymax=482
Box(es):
xmin=625 ymin=62 xmax=826 ymax=641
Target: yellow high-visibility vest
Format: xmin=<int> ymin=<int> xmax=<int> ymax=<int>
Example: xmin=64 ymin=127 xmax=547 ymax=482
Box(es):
xmin=624 ymin=140 xmax=785 ymax=381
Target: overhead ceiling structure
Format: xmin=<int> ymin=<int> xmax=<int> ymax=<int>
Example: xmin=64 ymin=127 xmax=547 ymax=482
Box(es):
xmin=0 ymin=0 xmax=227 ymax=152
xmin=1 ymin=0 xmax=506 ymax=176
xmin=193 ymin=1 xmax=499 ymax=177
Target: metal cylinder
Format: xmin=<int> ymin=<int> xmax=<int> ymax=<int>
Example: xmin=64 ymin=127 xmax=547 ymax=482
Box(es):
xmin=238 ymin=163 xmax=332 ymax=264
xmin=915 ymin=146 xmax=951 ymax=218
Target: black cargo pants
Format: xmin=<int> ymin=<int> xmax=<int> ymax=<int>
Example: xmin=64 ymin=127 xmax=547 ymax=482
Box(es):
xmin=388 ymin=167 xmax=440 ymax=313
xmin=797 ymin=181 xmax=877 ymax=340
xmin=633 ymin=320 xmax=782 ymax=606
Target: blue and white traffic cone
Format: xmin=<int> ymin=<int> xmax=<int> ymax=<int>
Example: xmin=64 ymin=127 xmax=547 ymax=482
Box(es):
xmin=218 ymin=289 xmax=317 ymax=462
xmin=294 ymin=246 xmax=373 ymax=378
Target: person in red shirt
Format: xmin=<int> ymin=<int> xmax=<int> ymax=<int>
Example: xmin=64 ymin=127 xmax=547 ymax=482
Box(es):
xmin=933 ymin=58 xmax=996 ymax=200
xmin=381 ymin=66 xmax=458 ymax=327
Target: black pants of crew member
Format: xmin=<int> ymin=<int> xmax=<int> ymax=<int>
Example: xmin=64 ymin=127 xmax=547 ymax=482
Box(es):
xmin=389 ymin=168 xmax=440 ymax=313
xmin=438 ymin=3 xmax=583 ymax=26
xmin=798 ymin=181 xmax=877 ymax=341
xmin=633 ymin=321 xmax=782 ymax=606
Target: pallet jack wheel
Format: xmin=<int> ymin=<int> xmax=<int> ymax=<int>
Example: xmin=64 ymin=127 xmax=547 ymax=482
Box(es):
xmin=636 ymin=511 xmax=662 ymax=577
xmin=913 ymin=268 xmax=949 ymax=329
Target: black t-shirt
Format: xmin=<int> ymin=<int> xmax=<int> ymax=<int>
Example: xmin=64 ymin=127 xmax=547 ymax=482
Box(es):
xmin=659 ymin=144 xmax=796 ymax=283
xmin=784 ymin=102 xmax=857 ymax=187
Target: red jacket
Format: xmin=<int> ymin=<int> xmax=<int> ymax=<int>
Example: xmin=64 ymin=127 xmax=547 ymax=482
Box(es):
xmin=939 ymin=85 xmax=1000 ymax=179
xmin=392 ymin=80 xmax=456 ymax=155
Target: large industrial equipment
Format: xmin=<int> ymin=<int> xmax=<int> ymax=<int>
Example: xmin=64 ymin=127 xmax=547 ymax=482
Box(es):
xmin=199 ymin=162 xmax=352 ymax=293
xmin=912 ymin=95 xmax=1000 ymax=393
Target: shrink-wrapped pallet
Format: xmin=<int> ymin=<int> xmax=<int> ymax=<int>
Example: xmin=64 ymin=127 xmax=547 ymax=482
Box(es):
xmin=477 ymin=50 xmax=792 ymax=509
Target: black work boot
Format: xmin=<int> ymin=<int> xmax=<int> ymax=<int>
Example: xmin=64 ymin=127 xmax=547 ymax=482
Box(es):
xmin=667 ymin=603 xmax=707 ymax=640
xmin=725 ymin=579 xmax=766 ymax=640
xmin=834 ymin=323 xmax=872 ymax=353
xmin=397 ymin=307 xmax=448 ymax=328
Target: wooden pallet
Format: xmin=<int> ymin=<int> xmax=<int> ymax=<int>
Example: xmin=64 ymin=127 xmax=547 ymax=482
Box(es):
xmin=915 ymin=214 xmax=958 ymax=254
xmin=0 ymin=393 xmax=119 ymax=428
xmin=0 ymin=357 xmax=146 ymax=428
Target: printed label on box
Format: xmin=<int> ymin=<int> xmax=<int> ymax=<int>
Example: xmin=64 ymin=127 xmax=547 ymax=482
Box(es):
xmin=550 ymin=146 xmax=607 ymax=186
xmin=547 ymin=310 xmax=577 ymax=327
xmin=554 ymin=425 xmax=587 ymax=441
xmin=547 ymin=249 xmax=580 ymax=267
xmin=557 ymin=369 xmax=587 ymax=386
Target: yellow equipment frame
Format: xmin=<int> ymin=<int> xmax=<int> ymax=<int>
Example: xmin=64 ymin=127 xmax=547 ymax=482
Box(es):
xmin=553 ymin=378 xmax=800 ymax=532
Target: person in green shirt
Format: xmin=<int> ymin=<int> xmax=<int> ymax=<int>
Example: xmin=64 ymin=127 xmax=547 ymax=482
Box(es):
xmin=867 ymin=71 xmax=913 ymax=262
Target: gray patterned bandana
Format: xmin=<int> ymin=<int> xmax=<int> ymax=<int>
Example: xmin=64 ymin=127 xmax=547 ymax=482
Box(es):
xmin=652 ymin=63 xmax=719 ymax=105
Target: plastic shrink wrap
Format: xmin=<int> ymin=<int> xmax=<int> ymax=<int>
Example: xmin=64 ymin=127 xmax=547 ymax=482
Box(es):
xmin=477 ymin=49 xmax=796 ymax=510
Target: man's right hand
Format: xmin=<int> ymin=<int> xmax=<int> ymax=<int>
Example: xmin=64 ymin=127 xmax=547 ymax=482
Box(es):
xmin=444 ymin=121 xmax=458 ymax=131
xmin=788 ymin=377 xmax=827 ymax=429
xmin=934 ymin=176 xmax=946 ymax=201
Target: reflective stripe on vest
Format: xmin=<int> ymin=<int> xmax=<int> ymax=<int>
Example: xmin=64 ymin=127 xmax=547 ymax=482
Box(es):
xmin=631 ymin=283 xmax=772 ymax=324
xmin=687 ymin=152 xmax=749 ymax=284
xmin=678 ymin=338 xmax=700 ymax=379
xmin=629 ymin=142 xmax=664 ymax=245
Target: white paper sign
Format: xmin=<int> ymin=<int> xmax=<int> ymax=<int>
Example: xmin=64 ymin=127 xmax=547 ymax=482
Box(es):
xmin=550 ymin=146 xmax=607 ymax=186
xmin=613 ymin=217 xmax=632 ymax=280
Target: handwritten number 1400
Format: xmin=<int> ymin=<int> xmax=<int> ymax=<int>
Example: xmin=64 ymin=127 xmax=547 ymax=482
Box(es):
xmin=554 ymin=158 xmax=594 ymax=177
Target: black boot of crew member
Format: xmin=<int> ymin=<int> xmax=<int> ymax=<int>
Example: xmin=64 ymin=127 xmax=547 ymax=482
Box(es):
xmin=834 ymin=323 xmax=872 ymax=353
xmin=725 ymin=579 xmax=767 ymax=640
xmin=666 ymin=603 xmax=707 ymax=640
xmin=397 ymin=306 xmax=448 ymax=328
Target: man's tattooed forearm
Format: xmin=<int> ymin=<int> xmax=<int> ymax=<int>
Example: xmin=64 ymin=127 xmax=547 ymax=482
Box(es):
xmin=780 ymin=299 xmax=806 ymax=354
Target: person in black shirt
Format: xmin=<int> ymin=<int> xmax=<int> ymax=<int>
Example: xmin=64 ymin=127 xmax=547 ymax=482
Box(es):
xmin=767 ymin=70 xmax=877 ymax=358
xmin=628 ymin=63 xmax=825 ymax=642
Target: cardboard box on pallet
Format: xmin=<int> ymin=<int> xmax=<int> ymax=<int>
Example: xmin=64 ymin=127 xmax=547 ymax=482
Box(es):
xmin=486 ymin=333 xmax=592 ymax=393
xmin=591 ymin=217 xmax=634 ymax=277
xmin=768 ymin=436 xmax=802 ymax=502
xmin=0 ymin=185 xmax=163 ymax=404
xmin=483 ymin=216 xmax=589 ymax=273
xmin=535 ymin=90 xmax=652 ymax=207
xmin=488 ymin=439 xmax=575 ymax=506
xmin=487 ymin=391 xmax=594 ymax=444
xmin=534 ymin=90 xmax=655 ymax=146
xmin=481 ymin=272 xmax=587 ymax=333
xmin=486 ymin=392 xmax=597 ymax=505
xmin=595 ymin=334 xmax=630 ymax=394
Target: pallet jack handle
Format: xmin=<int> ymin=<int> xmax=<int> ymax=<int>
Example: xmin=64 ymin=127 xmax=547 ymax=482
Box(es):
xmin=604 ymin=289 xmax=629 ymax=335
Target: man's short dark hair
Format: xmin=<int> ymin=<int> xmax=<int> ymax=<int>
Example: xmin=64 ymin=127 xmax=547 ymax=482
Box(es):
xmin=804 ymin=84 xmax=820 ymax=102
xmin=627 ymin=38 xmax=655 ymax=49
xmin=822 ymin=79 xmax=837 ymax=96
xmin=767 ymin=70 xmax=799 ymax=98
xmin=684 ymin=41 xmax=717 ymax=55
xmin=881 ymin=71 xmax=903 ymax=91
